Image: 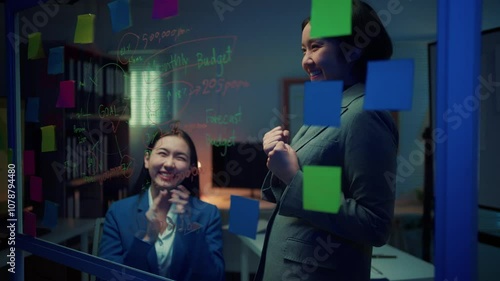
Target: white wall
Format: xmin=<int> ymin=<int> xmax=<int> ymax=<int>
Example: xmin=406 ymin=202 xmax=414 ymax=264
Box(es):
xmin=478 ymin=243 xmax=500 ymax=281
xmin=478 ymin=31 xmax=500 ymax=210
xmin=391 ymin=41 xmax=430 ymax=197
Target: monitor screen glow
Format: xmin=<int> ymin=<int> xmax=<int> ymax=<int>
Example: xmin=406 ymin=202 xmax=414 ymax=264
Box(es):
xmin=211 ymin=143 xmax=268 ymax=188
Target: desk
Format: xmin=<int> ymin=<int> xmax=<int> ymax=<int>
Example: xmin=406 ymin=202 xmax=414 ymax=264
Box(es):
xmin=238 ymin=233 xmax=434 ymax=281
xmin=391 ymin=201 xmax=424 ymax=253
xmin=205 ymin=188 xmax=431 ymax=280
xmin=202 ymin=188 xmax=420 ymax=214
xmin=201 ymin=187 xmax=276 ymax=211
xmin=1 ymin=218 xmax=95 ymax=281
xmin=203 ymin=188 xmax=275 ymax=274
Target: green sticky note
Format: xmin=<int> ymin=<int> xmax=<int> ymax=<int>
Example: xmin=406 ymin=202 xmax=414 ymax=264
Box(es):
xmin=310 ymin=0 xmax=351 ymax=38
xmin=28 ymin=32 xmax=45 ymax=59
xmin=303 ymin=165 xmax=342 ymax=214
xmin=74 ymin=14 xmax=96 ymax=44
xmin=41 ymin=125 xmax=57 ymax=152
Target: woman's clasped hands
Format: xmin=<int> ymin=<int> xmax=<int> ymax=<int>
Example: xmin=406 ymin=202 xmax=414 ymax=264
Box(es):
xmin=144 ymin=185 xmax=190 ymax=242
xmin=263 ymin=126 xmax=300 ymax=185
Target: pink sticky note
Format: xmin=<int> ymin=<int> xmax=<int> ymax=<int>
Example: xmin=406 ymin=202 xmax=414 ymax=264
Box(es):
xmin=30 ymin=176 xmax=43 ymax=202
xmin=152 ymin=0 xmax=178 ymax=19
xmin=24 ymin=211 xmax=37 ymax=237
xmin=24 ymin=150 xmax=35 ymax=175
xmin=56 ymin=80 xmax=75 ymax=108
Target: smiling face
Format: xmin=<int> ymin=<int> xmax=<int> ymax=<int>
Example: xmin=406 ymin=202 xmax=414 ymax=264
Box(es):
xmin=301 ymin=23 xmax=357 ymax=84
xmin=144 ymin=135 xmax=192 ymax=191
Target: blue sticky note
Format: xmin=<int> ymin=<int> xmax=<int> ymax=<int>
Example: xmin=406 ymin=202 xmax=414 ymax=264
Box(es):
xmin=42 ymin=200 xmax=59 ymax=228
xmin=228 ymin=195 xmax=259 ymax=239
xmin=364 ymin=59 xmax=414 ymax=111
xmin=304 ymin=81 xmax=343 ymax=127
xmin=152 ymin=0 xmax=178 ymax=19
xmin=26 ymin=97 xmax=40 ymax=122
xmin=108 ymin=0 xmax=132 ymax=33
xmin=47 ymin=46 xmax=64 ymax=74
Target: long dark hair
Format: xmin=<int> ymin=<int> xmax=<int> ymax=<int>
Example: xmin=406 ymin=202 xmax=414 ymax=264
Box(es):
xmin=302 ymin=0 xmax=393 ymax=83
xmin=132 ymin=127 xmax=200 ymax=199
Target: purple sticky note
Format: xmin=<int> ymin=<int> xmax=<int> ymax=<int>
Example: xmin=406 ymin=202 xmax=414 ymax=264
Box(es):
xmin=364 ymin=59 xmax=414 ymax=111
xmin=30 ymin=176 xmax=43 ymax=202
xmin=24 ymin=150 xmax=35 ymax=175
xmin=24 ymin=211 xmax=37 ymax=237
xmin=152 ymin=0 xmax=178 ymax=19
xmin=304 ymin=80 xmax=343 ymax=127
xmin=56 ymin=80 xmax=75 ymax=108
xmin=228 ymin=195 xmax=259 ymax=239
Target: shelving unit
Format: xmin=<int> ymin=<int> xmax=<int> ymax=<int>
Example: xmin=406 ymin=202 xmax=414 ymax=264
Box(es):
xmin=21 ymin=43 xmax=130 ymax=220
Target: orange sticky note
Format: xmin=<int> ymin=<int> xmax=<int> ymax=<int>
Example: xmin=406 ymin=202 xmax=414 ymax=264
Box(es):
xmin=56 ymin=80 xmax=75 ymax=108
xmin=30 ymin=176 xmax=43 ymax=202
xmin=41 ymin=125 xmax=57 ymax=152
xmin=24 ymin=150 xmax=35 ymax=175
xmin=28 ymin=32 xmax=45 ymax=59
xmin=74 ymin=14 xmax=96 ymax=44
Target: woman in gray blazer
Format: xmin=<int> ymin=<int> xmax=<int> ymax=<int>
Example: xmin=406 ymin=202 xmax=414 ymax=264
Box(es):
xmin=255 ymin=1 xmax=399 ymax=280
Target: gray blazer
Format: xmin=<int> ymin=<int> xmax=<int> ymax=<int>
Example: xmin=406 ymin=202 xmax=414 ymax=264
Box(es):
xmin=254 ymin=83 xmax=399 ymax=281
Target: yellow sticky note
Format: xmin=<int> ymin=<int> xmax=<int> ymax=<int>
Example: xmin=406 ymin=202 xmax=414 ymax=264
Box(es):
xmin=74 ymin=14 xmax=96 ymax=44
xmin=41 ymin=125 xmax=57 ymax=152
xmin=311 ymin=0 xmax=352 ymax=38
xmin=28 ymin=32 xmax=45 ymax=59
xmin=303 ymin=165 xmax=342 ymax=214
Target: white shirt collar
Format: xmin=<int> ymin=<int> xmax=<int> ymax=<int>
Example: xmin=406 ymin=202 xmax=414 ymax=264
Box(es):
xmin=147 ymin=186 xmax=177 ymax=276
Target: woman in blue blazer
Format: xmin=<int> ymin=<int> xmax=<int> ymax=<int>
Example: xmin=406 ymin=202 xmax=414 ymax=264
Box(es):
xmin=99 ymin=128 xmax=225 ymax=281
xmin=255 ymin=1 xmax=399 ymax=280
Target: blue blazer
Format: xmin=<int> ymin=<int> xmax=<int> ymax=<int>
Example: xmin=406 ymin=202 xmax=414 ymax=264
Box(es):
xmin=255 ymin=83 xmax=399 ymax=281
xmin=99 ymin=191 xmax=225 ymax=281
